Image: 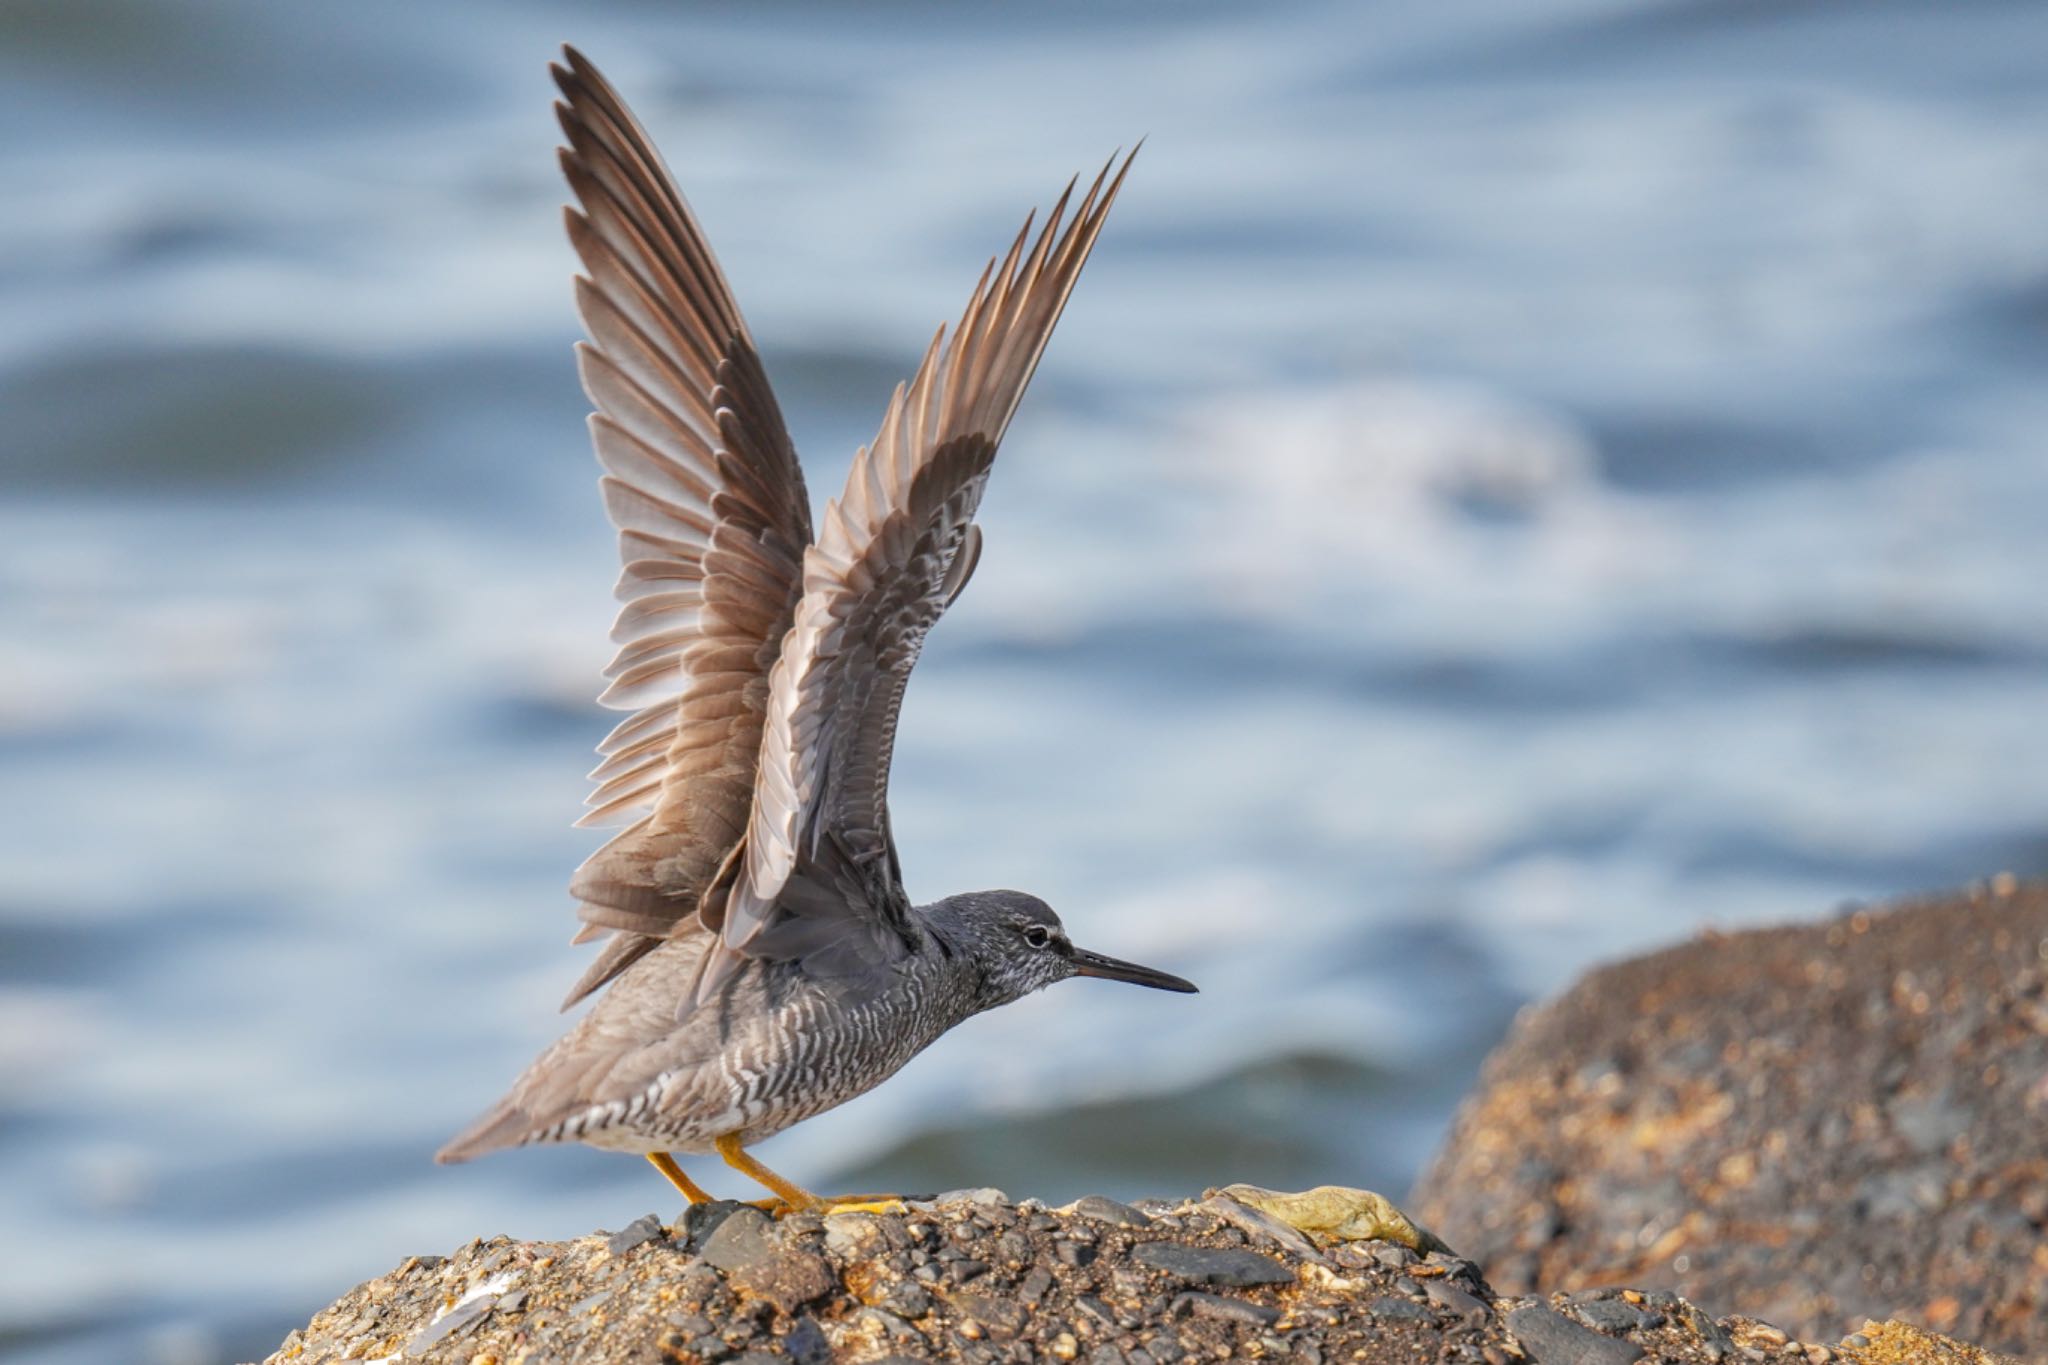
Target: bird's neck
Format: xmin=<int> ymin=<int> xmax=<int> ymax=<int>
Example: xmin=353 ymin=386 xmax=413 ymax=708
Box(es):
xmin=910 ymin=900 xmax=1007 ymax=1013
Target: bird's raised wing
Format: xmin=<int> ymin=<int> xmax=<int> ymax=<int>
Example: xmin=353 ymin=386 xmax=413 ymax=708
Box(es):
xmin=695 ymin=151 xmax=1135 ymax=1001
xmin=550 ymin=47 xmax=814 ymax=1007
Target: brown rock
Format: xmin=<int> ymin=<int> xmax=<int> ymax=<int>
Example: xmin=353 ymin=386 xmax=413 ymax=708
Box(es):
xmin=1413 ymin=882 xmax=2048 ymax=1360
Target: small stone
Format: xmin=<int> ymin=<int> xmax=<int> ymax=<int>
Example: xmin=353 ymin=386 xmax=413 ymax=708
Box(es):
xmin=606 ymin=1214 xmax=665 ymax=1257
xmin=823 ymin=1213 xmax=890 ymax=1261
xmin=1506 ymin=1305 xmax=1645 ymax=1364
xmin=1130 ymin=1243 xmax=1293 ymax=1288
xmin=680 ymin=1200 xmax=753 ymax=1251
xmin=947 ymin=1257 xmax=991 ymax=1284
xmin=1575 ymin=1299 xmax=1653 ymax=1335
xmin=1050 ymin=1333 xmax=1080 ymax=1361
xmin=1088 ymin=1347 xmax=1127 ymax=1365
xmin=1169 ymin=1292 xmax=1281 ymax=1327
xmin=1425 ymin=1280 xmax=1487 ymax=1321
xmin=783 ymin=1319 xmax=830 ymax=1365
xmin=1748 ymin=1324 xmax=1789 ymax=1348
xmin=1020 ymin=1265 xmax=1055 ymax=1306
xmin=1056 ymin=1240 xmax=1097 ymax=1267
xmin=1064 ymin=1195 xmax=1154 ymax=1227
xmin=1369 ymin=1297 xmax=1433 ymax=1323
xmin=881 ymin=1281 xmax=932 ymax=1318
xmin=1842 ymin=1335 xmax=1869 ymax=1350
xmin=926 ymin=1187 xmax=1009 ymax=1208
xmin=699 ymin=1208 xmax=834 ymax=1312
xmin=1372 ymin=1244 xmax=1418 ymax=1271
xmin=951 ymin=1291 xmax=1029 ymax=1339
xmin=568 ymin=1291 xmax=612 ymax=1316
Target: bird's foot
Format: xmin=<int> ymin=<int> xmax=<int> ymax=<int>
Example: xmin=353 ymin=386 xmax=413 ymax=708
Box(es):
xmin=818 ymin=1194 xmax=908 ymax=1215
xmin=743 ymin=1192 xmax=908 ymax=1217
xmin=1206 ymin=1183 xmax=1452 ymax=1254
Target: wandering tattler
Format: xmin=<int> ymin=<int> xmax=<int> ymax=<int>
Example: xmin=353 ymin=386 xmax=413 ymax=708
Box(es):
xmin=437 ymin=48 xmax=1196 ymax=1213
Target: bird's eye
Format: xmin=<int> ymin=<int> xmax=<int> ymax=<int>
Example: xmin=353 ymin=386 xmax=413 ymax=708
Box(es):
xmin=1023 ymin=926 xmax=1051 ymax=949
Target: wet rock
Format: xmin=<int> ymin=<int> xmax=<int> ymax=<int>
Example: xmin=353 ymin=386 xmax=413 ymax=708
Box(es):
xmin=1417 ymin=882 xmax=2048 ymax=1360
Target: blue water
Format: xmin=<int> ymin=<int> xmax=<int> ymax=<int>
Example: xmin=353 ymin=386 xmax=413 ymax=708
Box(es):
xmin=4 ymin=2 xmax=2047 ymax=1361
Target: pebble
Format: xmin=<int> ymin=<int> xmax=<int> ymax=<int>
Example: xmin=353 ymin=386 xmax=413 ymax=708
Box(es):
xmin=604 ymin=1214 xmax=664 ymax=1257
xmin=951 ymin=1291 xmax=1029 ymax=1338
xmin=1505 ymin=1305 xmax=1645 ymax=1365
xmin=1066 ymin=1195 xmax=1155 ymax=1227
xmin=1020 ymin=1265 xmax=1056 ymax=1305
xmin=783 ymin=1318 xmax=830 ymax=1365
xmin=1574 ymin=1299 xmax=1654 ymax=1335
xmin=1425 ymin=1280 xmax=1488 ymax=1321
xmin=1130 ymin=1243 xmax=1293 ymax=1288
xmin=823 ymin=1213 xmax=890 ymax=1260
xmin=1056 ymin=1240 xmax=1098 ymax=1267
xmin=1169 ymin=1292 xmax=1282 ymax=1327
xmin=697 ymin=1208 xmax=778 ymax=1270
xmin=924 ymin=1187 xmax=1009 ymax=1208
xmin=679 ymin=1200 xmax=750 ymax=1251
xmin=1369 ymin=1297 xmax=1434 ymax=1323
xmin=697 ymin=1209 xmax=833 ymax=1312
xmin=880 ymin=1282 xmax=932 ymax=1318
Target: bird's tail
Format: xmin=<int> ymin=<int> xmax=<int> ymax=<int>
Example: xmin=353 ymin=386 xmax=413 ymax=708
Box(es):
xmin=435 ymin=1096 xmax=533 ymax=1165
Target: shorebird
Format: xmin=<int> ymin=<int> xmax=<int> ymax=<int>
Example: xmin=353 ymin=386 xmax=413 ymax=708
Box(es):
xmin=437 ymin=48 xmax=1195 ymax=1213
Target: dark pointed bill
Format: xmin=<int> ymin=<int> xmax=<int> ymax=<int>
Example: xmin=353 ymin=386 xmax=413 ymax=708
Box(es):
xmin=1070 ymin=946 xmax=1198 ymax=993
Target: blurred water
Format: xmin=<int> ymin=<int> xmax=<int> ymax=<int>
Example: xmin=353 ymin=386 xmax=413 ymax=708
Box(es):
xmin=4 ymin=1 xmax=2047 ymax=1360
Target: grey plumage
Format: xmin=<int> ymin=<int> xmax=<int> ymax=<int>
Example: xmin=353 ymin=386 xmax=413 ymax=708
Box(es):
xmin=437 ymin=48 xmax=1192 ymax=1200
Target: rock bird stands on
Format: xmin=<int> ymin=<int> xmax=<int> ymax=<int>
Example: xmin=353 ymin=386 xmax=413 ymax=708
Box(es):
xmin=438 ymin=49 xmax=1196 ymax=1213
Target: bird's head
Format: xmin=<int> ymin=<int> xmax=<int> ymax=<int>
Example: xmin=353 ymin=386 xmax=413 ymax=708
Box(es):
xmin=933 ymin=889 xmax=1198 ymax=1009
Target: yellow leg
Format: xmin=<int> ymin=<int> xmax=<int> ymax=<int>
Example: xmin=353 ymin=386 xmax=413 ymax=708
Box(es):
xmin=646 ymin=1151 xmax=715 ymax=1204
xmin=713 ymin=1134 xmax=906 ymax=1216
xmin=716 ymin=1133 xmax=819 ymax=1211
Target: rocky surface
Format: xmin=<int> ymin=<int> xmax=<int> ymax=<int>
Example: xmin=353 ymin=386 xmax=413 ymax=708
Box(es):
xmin=263 ymin=1185 xmax=2013 ymax=1364
xmin=1413 ymin=879 xmax=2048 ymax=1362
